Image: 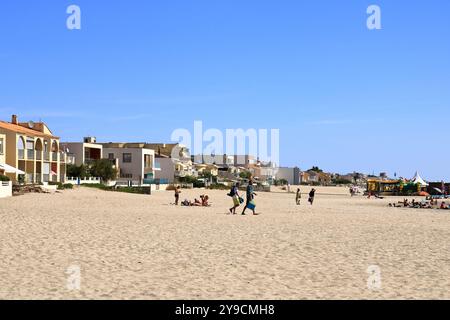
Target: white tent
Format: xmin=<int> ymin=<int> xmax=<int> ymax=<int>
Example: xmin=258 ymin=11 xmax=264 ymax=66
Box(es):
xmin=0 ymin=163 xmax=25 ymax=174
xmin=411 ymin=171 xmax=428 ymax=186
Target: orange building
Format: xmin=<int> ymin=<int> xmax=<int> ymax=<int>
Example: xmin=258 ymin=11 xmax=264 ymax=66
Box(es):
xmin=0 ymin=115 xmax=66 ymax=183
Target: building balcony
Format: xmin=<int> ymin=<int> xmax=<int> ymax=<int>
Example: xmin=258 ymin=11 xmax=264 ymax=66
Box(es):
xmin=144 ymin=166 xmax=154 ymax=174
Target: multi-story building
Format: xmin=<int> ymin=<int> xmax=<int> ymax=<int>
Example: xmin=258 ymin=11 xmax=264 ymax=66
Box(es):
xmin=62 ymin=137 xmax=103 ymax=166
xmin=194 ymin=163 xmax=219 ymax=177
xmin=0 ymin=115 xmax=66 ymax=183
xmin=192 ymin=154 xmax=235 ymax=166
xmin=234 ymin=155 xmax=257 ymax=168
xmin=275 ymin=167 xmax=301 ymax=185
xmin=301 ymin=170 xmax=332 ymax=186
xmin=0 ymin=132 xmax=7 ymax=175
xmin=148 ymin=143 xmax=194 ymax=181
xmin=101 ymin=143 xmax=158 ymax=185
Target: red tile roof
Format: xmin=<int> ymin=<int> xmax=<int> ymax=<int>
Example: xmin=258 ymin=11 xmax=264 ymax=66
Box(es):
xmin=0 ymin=121 xmax=59 ymax=139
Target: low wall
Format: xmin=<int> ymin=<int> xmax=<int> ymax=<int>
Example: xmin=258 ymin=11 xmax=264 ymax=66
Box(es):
xmin=150 ymin=184 xmax=169 ymax=192
xmin=0 ymin=181 xmax=12 ymax=198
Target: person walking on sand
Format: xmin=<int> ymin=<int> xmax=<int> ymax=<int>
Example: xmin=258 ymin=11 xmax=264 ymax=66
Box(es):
xmin=242 ymin=178 xmax=258 ymax=215
xmin=228 ymin=182 xmax=241 ymax=214
xmin=308 ymin=188 xmax=316 ymax=205
xmin=174 ymin=186 xmax=181 ymax=205
xmin=296 ymin=188 xmax=301 ymax=205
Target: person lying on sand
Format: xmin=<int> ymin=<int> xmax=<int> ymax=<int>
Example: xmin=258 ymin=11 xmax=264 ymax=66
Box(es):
xmin=180 ymin=195 xmax=211 ymax=207
xmin=181 ymin=199 xmax=192 ymax=206
xmin=192 ymin=195 xmax=211 ymax=207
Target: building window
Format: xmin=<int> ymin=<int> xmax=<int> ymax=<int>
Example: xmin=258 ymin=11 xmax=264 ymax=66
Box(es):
xmin=123 ymin=153 xmax=132 ymax=163
xmin=144 ymin=154 xmax=153 ymax=167
xmin=108 ymin=153 xmax=115 ymax=160
xmin=0 ymin=138 xmax=3 ymax=154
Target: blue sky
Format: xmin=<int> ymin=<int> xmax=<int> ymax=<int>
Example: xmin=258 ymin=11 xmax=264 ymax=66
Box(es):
xmin=1 ymin=0 xmax=449 ymax=180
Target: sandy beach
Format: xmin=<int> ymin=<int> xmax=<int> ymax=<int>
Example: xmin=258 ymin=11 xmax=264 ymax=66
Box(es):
xmin=1 ymin=186 xmax=449 ymax=300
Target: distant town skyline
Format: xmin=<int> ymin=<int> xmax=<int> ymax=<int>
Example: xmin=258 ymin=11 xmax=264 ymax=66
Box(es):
xmin=1 ymin=1 xmax=449 ymax=181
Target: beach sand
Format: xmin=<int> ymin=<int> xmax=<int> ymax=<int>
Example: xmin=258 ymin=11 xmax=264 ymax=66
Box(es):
xmin=0 ymin=186 xmax=449 ymax=300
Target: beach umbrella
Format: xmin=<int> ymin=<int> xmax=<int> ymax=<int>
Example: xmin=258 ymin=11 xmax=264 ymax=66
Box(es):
xmin=411 ymin=171 xmax=429 ymax=186
xmin=433 ymin=188 xmax=443 ymax=194
xmin=0 ymin=163 xmax=25 ymax=174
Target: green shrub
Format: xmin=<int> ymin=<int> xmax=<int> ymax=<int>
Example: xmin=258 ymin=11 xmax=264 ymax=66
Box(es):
xmin=82 ymin=183 xmax=111 ymax=191
xmin=67 ymin=164 xmax=91 ymax=179
xmin=90 ymin=159 xmax=117 ymax=182
xmin=208 ymin=183 xmax=230 ymax=190
xmin=178 ymin=175 xmax=198 ymax=184
xmin=193 ymin=180 xmax=205 ymax=188
xmin=48 ymin=182 xmax=74 ymax=190
xmin=82 ymin=184 xmax=150 ymax=195
xmin=0 ymin=175 xmax=10 ymax=182
xmin=239 ymin=171 xmax=252 ymax=180
xmin=332 ymin=178 xmax=353 ymax=185
xmin=116 ymin=186 xmax=151 ymax=195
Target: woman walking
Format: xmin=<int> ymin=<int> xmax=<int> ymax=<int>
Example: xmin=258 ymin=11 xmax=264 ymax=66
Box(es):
xmin=242 ymin=178 xmax=258 ymax=215
xmin=228 ymin=182 xmax=241 ymax=214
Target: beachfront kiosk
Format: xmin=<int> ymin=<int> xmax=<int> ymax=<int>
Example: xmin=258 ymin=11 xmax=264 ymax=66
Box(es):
xmin=367 ymin=179 xmax=402 ymax=196
xmin=367 ymin=172 xmax=429 ymax=196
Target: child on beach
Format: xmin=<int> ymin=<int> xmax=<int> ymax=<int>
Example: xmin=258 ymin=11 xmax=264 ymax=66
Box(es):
xmin=296 ymin=188 xmax=301 ymax=205
xmin=174 ymin=186 xmax=181 ymax=205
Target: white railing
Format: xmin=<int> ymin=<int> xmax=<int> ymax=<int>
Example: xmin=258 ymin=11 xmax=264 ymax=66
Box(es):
xmin=0 ymin=181 xmax=12 ymax=198
xmin=65 ymin=177 xmax=101 ymax=185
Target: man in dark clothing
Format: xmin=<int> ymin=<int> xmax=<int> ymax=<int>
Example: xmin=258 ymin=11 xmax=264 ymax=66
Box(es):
xmin=308 ymin=188 xmax=316 ymax=205
xmin=242 ymin=178 xmax=257 ymax=215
